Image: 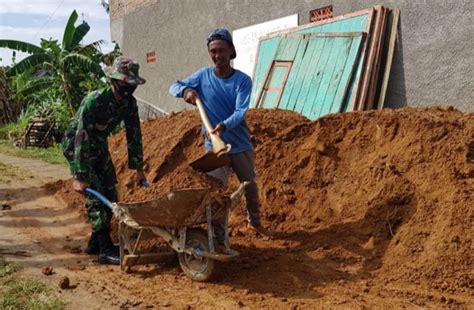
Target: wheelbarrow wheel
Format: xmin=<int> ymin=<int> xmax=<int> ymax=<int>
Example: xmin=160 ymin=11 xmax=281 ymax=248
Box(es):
xmin=178 ymin=228 xmax=215 ymax=282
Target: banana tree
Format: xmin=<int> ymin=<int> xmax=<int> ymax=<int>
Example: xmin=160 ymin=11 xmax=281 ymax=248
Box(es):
xmin=0 ymin=10 xmax=105 ymax=115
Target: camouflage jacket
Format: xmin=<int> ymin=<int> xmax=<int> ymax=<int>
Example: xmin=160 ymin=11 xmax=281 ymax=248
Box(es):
xmin=64 ymin=86 xmax=143 ymax=180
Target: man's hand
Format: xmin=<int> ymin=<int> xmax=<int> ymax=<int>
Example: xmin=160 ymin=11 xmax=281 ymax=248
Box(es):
xmin=183 ymin=89 xmax=198 ymax=105
xmin=135 ymin=169 xmax=147 ymax=186
xmin=210 ymin=123 xmax=225 ymax=137
xmin=73 ymin=178 xmax=89 ymax=193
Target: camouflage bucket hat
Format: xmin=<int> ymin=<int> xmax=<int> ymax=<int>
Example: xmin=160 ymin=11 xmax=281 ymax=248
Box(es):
xmin=104 ymin=57 xmax=146 ymax=85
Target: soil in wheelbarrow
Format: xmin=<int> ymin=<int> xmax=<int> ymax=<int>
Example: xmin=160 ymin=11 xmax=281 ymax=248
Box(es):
xmin=55 ymin=106 xmax=474 ymax=308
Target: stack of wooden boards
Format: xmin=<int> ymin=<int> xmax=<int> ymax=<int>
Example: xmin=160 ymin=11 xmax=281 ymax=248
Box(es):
xmin=22 ymin=117 xmax=55 ymax=148
xmin=251 ymin=6 xmax=400 ymax=120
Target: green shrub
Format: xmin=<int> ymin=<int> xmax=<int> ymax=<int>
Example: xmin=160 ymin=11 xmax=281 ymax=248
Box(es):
xmin=0 ymin=117 xmax=28 ymax=141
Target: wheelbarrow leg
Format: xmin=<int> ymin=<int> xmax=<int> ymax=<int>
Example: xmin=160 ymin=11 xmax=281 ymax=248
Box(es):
xmin=223 ymin=206 xmax=231 ymax=251
xmin=119 ymin=222 xmax=126 ymax=271
xmin=206 ymin=206 xmax=215 ymax=252
xmin=179 ymin=227 xmax=187 ymax=252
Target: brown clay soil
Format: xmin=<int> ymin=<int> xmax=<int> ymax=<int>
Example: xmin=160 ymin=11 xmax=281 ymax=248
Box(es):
xmin=7 ymin=106 xmax=474 ymax=308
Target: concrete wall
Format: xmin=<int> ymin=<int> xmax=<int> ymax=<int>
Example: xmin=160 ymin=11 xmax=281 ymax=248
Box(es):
xmin=110 ymin=0 xmax=473 ymax=114
xmin=109 ymin=0 xmax=161 ymax=19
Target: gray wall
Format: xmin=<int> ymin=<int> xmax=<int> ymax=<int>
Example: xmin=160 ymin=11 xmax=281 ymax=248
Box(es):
xmin=111 ymin=0 xmax=473 ymax=113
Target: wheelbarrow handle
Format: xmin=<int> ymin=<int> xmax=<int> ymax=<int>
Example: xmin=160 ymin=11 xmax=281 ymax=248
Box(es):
xmin=84 ymin=188 xmax=114 ymax=210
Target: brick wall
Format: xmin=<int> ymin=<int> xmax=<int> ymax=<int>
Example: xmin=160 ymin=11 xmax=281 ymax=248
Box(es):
xmin=110 ymin=0 xmax=160 ymax=19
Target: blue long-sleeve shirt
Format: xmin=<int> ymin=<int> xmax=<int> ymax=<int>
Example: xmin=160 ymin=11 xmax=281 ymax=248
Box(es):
xmin=169 ymin=67 xmax=253 ymax=154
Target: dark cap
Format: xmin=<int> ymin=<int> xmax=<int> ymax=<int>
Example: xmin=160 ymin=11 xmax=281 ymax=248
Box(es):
xmin=207 ymin=28 xmax=236 ymax=59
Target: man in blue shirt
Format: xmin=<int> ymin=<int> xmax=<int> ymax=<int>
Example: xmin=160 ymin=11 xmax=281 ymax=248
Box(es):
xmin=169 ymin=28 xmax=272 ymax=247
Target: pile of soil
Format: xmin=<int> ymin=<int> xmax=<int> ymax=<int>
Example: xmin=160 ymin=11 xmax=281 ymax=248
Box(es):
xmin=56 ymin=106 xmax=473 ymax=299
xmin=252 ymin=106 xmax=473 ymax=295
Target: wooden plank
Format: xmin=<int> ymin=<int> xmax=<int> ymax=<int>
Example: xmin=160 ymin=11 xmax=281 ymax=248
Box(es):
xmin=377 ymin=8 xmax=400 ymax=110
xmin=284 ymin=6 xmax=373 ymax=116
xmin=262 ymin=8 xmax=373 ymax=40
xmin=284 ymin=37 xmax=323 ymax=112
xmin=285 ymin=32 xmax=364 ymax=38
xmin=250 ymin=37 xmax=281 ymax=107
xmin=346 ymin=8 xmax=375 ymax=111
xmin=274 ymin=37 xmax=289 ymax=60
xmin=251 ymin=38 xmax=279 ymax=104
xmin=337 ymin=34 xmax=366 ymax=112
xmin=279 ymin=32 xmax=361 ymax=110
xmin=306 ymin=36 xmax=346 ymax=118
xmin=356 ymin=5 xmax=383 ymax=110
xmin=300 ymin=37 xmax=336 ymax=118
xmin=278 ymin=37 xmax=309 ymax=110
xmin=274 ymin=62 xmax=292 ymax=109
xmin=122 ymin=252 xmax=176 ymax=267
xmin=254 ymin=61 xmax=275 ymax=108
xmin=261 ymin=63 xmax=291 ymax=108
xmin=292 ymin=37 xmax=328 ymax=114
xmin=309 ymin=36 xmax=354 ymax=119
xmin=366 ymin=7 xmax=389 ymax=110
xmin=297 ymin=14 xmax=370 ymax=35
xmin=327 ymin=34 xmax=365 ymax=115
xmin=253 ymin=8 xmax=375 ymax=112
xmin=276 ymin=36 xmax=301 ymax=61
xmin=250 ymin=39 xmax=263 ymax=81
xmin=277 ymin=33 xmax=363 ymax=119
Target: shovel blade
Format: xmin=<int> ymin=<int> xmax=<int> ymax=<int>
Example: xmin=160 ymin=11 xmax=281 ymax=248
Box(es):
xmin=190 ymin=152 xmax=230 ymax=172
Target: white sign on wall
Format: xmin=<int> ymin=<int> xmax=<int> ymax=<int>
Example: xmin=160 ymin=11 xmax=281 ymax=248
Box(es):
xmin=233 ymin=14 xmax=298 ymax=79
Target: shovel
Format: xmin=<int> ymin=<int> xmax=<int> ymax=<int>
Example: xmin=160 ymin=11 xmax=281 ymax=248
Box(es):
xmin=190 ymin=97 xmax=231 ymax=172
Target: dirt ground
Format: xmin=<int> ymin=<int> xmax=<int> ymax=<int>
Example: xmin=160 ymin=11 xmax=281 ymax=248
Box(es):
xmin=1 ymin=106 xmax=473 ymax=309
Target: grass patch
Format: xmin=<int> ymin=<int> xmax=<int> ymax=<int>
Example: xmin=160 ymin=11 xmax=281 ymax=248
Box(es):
xmin=0 ymin=120 xmax=28 ymax=142
xmin=0 ymin=258 xmax=20 ymax=278
xmin=0 ymin=257 xmax=65 ymax=309
xmin=0 ymin=141 xmax=67 ymax=166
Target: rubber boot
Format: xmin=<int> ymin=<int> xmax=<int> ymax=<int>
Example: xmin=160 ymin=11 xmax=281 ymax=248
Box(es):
xmin=85 ymin=232 xmax=100 ymax=255
xmin=96 ymin=229 xmax=120 ymax=265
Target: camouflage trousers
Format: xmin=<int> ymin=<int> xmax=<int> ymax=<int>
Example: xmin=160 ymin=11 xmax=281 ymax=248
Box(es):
xmin=62 ymin=140 xmax=118 ymax=232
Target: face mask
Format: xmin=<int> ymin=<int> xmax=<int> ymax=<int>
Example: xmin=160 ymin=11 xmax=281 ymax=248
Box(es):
xmin=120 ymin=84 xmax=137 ymax=97
xmin=113 ymin=80 xmax=137 ymax=97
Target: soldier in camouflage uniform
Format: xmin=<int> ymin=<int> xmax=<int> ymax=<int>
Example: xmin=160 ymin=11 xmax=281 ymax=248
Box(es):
xmin=62 ymin=57 xmax=147 ymax=265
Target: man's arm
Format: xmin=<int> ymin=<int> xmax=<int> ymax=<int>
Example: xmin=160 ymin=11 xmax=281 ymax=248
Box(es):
xmin=71 ymin=96 xmax=97 ymax=181
xmin=123 ymin=97 xmax=144 ymax=171
xmin=221 ymin=76 xmax=252 ymax=131
xmin=169 ymin=69 xmax=203 ymax=99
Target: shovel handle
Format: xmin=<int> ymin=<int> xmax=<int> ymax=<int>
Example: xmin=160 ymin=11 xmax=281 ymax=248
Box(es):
xmin=195 ymin=97 xmax=231 ymax=155
xmin=195 ymin=97 xmax=213 ymax=133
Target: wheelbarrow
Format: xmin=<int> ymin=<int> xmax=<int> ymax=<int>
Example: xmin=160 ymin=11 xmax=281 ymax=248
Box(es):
xmin=85 ymin=182 xmax=248 ymax=282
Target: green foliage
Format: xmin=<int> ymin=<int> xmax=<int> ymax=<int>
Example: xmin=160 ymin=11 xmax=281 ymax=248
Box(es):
xmin=0 ymin=40 xmax=43 ymax=54
xmin=0 ymin=9 xmax=121 ymax=146
xmin=102 ymin=43 xmax=122 ymax=66
xmin=5 ymin=53 xmax=53 ymax=77
xmin=0 ymin=117 xmax=29 ymax=141
xmin=0 ymin=10 xmax=110 ymax=116
xmin=1 ymin=88 xmax=73 ymax=142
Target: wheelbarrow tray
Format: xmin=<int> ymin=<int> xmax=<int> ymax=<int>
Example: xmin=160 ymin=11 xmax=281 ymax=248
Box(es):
xmin=118 ymin=188 xmax=229 ymax=228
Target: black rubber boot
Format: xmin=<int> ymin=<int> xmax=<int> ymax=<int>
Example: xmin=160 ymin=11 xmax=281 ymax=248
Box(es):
xmin=85 ymin=232 xmax=100 ymax=255
xmin=96 ymin=229 xmax=120 ymax=265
